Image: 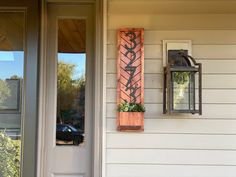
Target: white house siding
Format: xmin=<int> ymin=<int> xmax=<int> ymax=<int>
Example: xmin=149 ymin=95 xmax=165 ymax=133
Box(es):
xmin=105 ymin=1 xmax=236 ymax=177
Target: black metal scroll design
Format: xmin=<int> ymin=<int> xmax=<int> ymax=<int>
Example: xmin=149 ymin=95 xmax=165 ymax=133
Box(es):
xmin=124 ymin=31 xmax=138 ymax=103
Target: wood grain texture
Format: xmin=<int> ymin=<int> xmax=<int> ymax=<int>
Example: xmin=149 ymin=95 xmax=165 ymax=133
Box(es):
xmin=117 ymin=112 xmax=144 ymax=131
xmin=0 ymin=12 xmax=24 ymax=51
xmin=58 ymin=19 xmax=85 ymax=53
xmin=117 ymin=28 xmax=144 ymax=104
xmin=117 ymin=28 xmax=144 ymax=131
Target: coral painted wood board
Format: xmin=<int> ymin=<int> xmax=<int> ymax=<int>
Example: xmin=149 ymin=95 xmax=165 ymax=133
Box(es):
xmin=117 ymin=28 xmax=144 ymax=131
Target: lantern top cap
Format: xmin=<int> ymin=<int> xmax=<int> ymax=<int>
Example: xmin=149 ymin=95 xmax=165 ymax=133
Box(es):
xmin=168 ymin=50 xmax=199 ymax=68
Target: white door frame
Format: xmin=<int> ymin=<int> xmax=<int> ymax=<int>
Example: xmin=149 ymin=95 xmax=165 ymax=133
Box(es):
xmin=37 ymin=0 xmax=107 ymax=177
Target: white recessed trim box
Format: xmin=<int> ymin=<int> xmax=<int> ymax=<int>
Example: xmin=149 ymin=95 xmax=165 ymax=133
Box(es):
xmin=162 ymin=40 xmax=192 ymax=66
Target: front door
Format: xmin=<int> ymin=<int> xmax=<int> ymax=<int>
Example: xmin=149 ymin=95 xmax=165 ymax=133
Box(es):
xmin=44 ymin=4 xmax=94 ymax=177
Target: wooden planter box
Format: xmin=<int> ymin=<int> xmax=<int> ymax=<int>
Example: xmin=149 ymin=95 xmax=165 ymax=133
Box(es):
xmin=117 ymin=112 xmax=144 ymax=131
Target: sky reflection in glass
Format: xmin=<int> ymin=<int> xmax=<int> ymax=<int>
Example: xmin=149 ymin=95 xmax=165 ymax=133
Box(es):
xmin=58 ymin=53 xmax=86 ymax=79
xmin=0 ymin=51 xmax=24 ymax=79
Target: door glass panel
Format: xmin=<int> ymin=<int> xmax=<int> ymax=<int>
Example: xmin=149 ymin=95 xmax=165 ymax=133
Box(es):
xmin=56 ymin=19 xmax=86 ymax=146
xmin=0 ymin=12 xmax=24 ymax=177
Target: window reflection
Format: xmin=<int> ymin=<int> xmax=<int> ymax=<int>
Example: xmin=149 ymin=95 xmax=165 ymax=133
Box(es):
xmin=56 ymin=19 xmax=86 ymax=146
xmin=0 ymin=12 xmax=24 ymax=177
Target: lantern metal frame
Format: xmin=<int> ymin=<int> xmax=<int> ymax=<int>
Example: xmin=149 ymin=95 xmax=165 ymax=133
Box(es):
xmin=163 ymin=50 xmax=202 ymax=115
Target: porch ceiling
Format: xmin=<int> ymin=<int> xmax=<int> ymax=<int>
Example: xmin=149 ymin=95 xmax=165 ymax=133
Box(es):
xmin=0 ymin=13 xmax=24 ymax=51
xmin=58 ymin=19 xmax=86 ymax=53
xmin=108 ymin=0 xmax=236 ymax=14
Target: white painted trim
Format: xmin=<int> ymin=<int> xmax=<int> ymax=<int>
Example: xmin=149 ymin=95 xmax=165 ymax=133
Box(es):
xmin=93 ymin=0 xmax=106 ymax=177
xmin=102 ymin=1 xmax=107 ymax=177
xmin=37 ymin=1 xmax=47 ymax=177
xmin=37 ymin=0 xmax=105 ymax=177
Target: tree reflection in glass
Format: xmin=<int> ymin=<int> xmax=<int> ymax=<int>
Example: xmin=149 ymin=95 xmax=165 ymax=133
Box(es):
xmin=172 ymin=72 xmax=193 ymax=110
xmin=0 ymin=79 xmax=11 ymax=106
xmin=56 ymin=54 xmax=86 ymax=145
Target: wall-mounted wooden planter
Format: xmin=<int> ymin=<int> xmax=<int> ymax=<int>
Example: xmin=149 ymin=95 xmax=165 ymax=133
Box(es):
xmin=117 ymin=112 xmax=144 ymax=131
xmin=117 ymin=28 xmax=144 ymax=132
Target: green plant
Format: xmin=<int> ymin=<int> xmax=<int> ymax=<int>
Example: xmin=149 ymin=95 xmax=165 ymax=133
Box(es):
xmin=0 ymin=131 xmax=21 ymax=177
xmin=118 ymin=101 xmax=145 ymax=112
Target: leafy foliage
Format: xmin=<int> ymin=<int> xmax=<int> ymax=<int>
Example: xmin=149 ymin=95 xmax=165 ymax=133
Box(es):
xmin=118 ymin=101 xmax=145 ymax=112
xmin=0 ymin=132 xmax=21 ymax=177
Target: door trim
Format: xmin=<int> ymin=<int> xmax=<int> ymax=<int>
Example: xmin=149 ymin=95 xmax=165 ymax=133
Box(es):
xmin=37 ymin=0 xmax=106 ymax=177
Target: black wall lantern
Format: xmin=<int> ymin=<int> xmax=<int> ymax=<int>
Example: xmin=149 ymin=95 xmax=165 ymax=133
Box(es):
xmin=163 ymin=50 xmax=202 ymax=115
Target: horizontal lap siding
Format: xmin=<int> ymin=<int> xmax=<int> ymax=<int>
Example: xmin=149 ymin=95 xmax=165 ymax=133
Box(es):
xmin=108 ymin=44 xmax=236 ymax=60
xmin=106 ymin=119 xmax=236 ymax=134
xmin=107 ymin=134 xmax=236 ymax=149
xmin=107 ymin=165 xmax=236 ymax=177
xmin=108 ymin=30 xmax=236 ymax=45
xmin=107 ymin=149 xmax=236 ymax=165
xmin=108 ymin=14 xmax=236 ymax=30
xmin=106 ymin=1 xmax=236 ymax=176
xmin=108 ymin=1 xmax=236 ymax=16
xmin=107 ymin=74 xmax=236 ymax=89
xmin=107 ymin=103 xmax=236 ymax=119
xmin=107 ymin=88 xmax=236 ymax=104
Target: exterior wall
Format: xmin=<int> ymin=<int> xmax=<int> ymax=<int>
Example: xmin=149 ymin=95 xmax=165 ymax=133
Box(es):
xmin=105 ymin=1 xmax=236 ymax=177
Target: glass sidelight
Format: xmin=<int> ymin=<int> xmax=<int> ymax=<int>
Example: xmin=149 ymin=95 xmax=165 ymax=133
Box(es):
xmin=0 ymin=12 xmax=24 ymax=176
xmin=56 ymin=19 xmax=86 ymax=146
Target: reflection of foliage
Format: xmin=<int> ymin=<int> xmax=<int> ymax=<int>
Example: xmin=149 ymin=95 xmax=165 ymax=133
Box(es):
xmin=173 ymin=72 xmax=190 ymax=109
xmin=57 ymin=62 xmax=75 ymax=109
xmin=57 ymin=61 xmax=85 ymax=127
xmin=0 ymin=79 xmax=11 ymax=106
xmin=0 ymin=131 xmax=21 ymax=177
xmin=74 ymin=76 xmax=85 ymax=117
xmin=118 ymin=101 xmax=145 ymax=112
xmin=57 ymin=61 xmax=76 ymax=95
xmin=57 ymin=61 xmax=75 ymax=123
xmin=10 ymin=75 xmax=21 ymax=80
xmin=173 ymin=72 xmax=190 ymax=84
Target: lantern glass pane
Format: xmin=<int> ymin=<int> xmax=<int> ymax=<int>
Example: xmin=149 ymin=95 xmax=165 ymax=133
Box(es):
xmin=195 ymin=72 xmax=199 ymax=110
xmin=189 ymin=72 xmax=195 ymax=111
xmin=172 ymin=71 xmax=194 ymax=111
